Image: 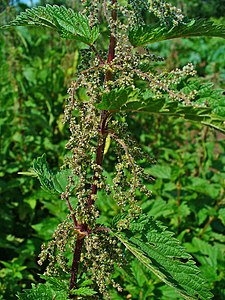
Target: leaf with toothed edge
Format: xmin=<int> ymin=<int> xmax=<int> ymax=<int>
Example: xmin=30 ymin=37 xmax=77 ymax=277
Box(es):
xmin=32 ymin=154 xmax=78 ymax=194
xmin=129 ymin=18 xmax=225 ymax=47
xmin=1 ymin=5 xmax=99 ymax=45
xmin=96 ymin=87 xmax=225 ymax=133
xmin=112 ymin=214 xmax=213 ymax=300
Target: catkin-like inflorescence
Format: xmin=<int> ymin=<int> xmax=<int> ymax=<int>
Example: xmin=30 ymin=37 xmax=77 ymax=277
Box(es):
xmin=38 ymin=0 xmax=201 ymax=294
xmin=38 ymin=217 xmax=74 ymax=275
xmin=84 ymin=232 xmax=123 ymax=297
xmin=128 ymin=0 xmax=150 ymax=26
xmin=64 ymin=76 xmax=102 ymax=226
xmin=149 ymin=0 xmax=185 ymax=26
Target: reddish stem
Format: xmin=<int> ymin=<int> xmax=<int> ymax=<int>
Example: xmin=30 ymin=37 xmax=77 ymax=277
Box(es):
xmin=67 ymin=199 xmax=78 ymax=227
xmin=69 ymin=237 xmax=84 ymax=292
xmin=90 ymin=45 xmax=105 ymax=65
xmin=69 ymin=1 xmax=117 ymax=292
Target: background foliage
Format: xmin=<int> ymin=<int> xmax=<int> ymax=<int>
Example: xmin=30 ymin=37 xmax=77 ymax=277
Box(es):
xmin=0 ymin=1 xmax=224 ymax=299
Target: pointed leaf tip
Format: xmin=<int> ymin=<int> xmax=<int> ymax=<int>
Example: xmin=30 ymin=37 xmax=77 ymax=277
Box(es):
xmin=113 ymin=214 xmax=213 ymax=300
xmin=129 ymin=19 xmax=225 ymax=47
xmin=2 ymin=5 xmax=99 ymax=45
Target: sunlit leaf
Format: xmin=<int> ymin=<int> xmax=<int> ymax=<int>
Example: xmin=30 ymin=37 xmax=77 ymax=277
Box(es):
xmin=129 ymin=19 xmax=225 ymax=47
xmin=113 ymin=214 xmax=213 ymax=300
xmin=2 ymin=5 xmax=99 ymax=45
xmin=32 ymin=154 xmax=78 ymax=194
xmin=97 ymin=87 xmax=225 ymax=133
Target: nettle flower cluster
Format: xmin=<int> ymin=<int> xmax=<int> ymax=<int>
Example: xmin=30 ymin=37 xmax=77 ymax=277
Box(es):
xmin=149 ymin=0 xmax=185 ymax=25
xmin=38 ymin=0 xmax=200 ymax=295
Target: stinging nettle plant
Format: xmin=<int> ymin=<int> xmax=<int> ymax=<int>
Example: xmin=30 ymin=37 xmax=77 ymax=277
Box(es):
xmin=2 ymin=0 xmax=225 ymax=299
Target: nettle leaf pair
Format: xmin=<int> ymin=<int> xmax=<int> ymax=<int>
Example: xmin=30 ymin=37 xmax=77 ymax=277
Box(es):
xmin=3 ymin=4 xmax=224 ymax=133
xmin=2 ymin=2 xmax=225 ymax=300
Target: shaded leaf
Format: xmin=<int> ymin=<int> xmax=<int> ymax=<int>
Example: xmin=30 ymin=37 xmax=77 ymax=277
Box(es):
xmin=218 ymin=208 xmax=225 ymax=226
xmin=17 ymin=283 xmax=67 ymax=300
xmin=147 ymin=165 xmax=172 ymax=179
xmin=70 ymin=287 xmax=97 ymax=296
xmin=39 ymin=275 xmax=67 ymax=291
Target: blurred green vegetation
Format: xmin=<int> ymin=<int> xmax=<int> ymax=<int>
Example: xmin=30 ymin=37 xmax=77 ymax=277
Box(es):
xmin=0 ymin=1 xmax=225 ymax=299
xmin=171 ymin=0 xmax=225 ymax=18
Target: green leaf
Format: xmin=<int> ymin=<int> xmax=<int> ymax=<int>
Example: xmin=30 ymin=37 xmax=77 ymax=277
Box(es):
xmin=39 ymin=275 xmax=68 ymax=292
xmin=96 ymin=87 xmax=140 ymax=111
xmin=52 ymin=169 xmax=78 ymax=194
xmin=147 ymin=165 xmax=172 ymax=179
xmin=112 ymin=214 xmax=213 ymax=300
xmin=129 ymin=19 xmax=225 ymax=47
xmin=96 ymin=87 xmax=164 ymax=112
xmin=218 ymin=208 xmax=225 ymax=226
xmin=97 ymin=87 xmax=225 ymax=133
xmin=32 ymin=217 xmax=60 ymax=239
xmin=33 ymin=154 xmax=56 ymax=194
xmin=186 ymin=177 xmax=221 ymax=198
xmin=70 ymin=287 xmax=97 ymax=296
xmin=33 ymin=154 xmax=78 ymax=194
xmin=17 ymin=283 xmax=67 ymax=300
xmin=2 ymin=5 xmax=98 ymax=45
xmin=185 ymin=80 xmax=225 ymax=118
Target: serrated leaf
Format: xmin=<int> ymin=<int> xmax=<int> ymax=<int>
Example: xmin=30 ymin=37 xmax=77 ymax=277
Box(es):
xmin=33 ymin=154 xmax=78 ymax=194
xmin=96 ymin=87 xmax=140 ymax=111
xmin=96 ymin=87 xmax=225 ymax=133
xmin=129 ymin=19 xmax=225 ymax=47
xmin=70 ymin=287 xmax=97 ymax=296
xmin=112 ymin=214 xmax=213 ymax=300
xmin=186 ymin=177 xmax=221 ymax=198
xmin=33 ymin=154 xmax=56 ymax=194
xmin=39 ymin=275 xmax=68 ymax=291
xmin=2 ymin=5 xmax=99 ymax=45
xmin=52 ymin=169 xmax=78 ymax=194
xmin=17 ymin=283 xmax=67 ymax=300
xmin=184 ymin=79 xmax=225 ymax=118
xmin=78 ymin=279 xmax=94 ymax=287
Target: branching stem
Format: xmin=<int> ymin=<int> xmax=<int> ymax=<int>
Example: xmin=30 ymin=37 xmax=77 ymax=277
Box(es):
xmin=69 ymin=0 xmax=117 ymax=293
xmin=90 ymin=44 xmax=105 ymax=65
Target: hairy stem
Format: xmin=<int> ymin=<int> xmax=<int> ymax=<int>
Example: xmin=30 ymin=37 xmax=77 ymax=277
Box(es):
xmin=68 ymin=113 xmax=109 ymax=292
xmin=69 ymin=237 xmax=84 ymax=295
xmin=90 ymin=44 xmax=105 ymax=65
xmin=67 ymin=199 xmax=78 ymax=227
xmin=69 ymin=1 xmax=117 ymax=292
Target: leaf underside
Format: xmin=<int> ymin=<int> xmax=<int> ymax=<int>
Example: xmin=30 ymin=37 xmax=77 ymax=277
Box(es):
xmin=2 ymin=5 xmax=99 ymax=45
xmin=96 ymin=87 xmax=225 ymax=133
xmin=33 ymin=153 xmax=78 ymax=194
xmin=113 ymin=214 xmax=213 ymax=300
xmin=129 ymin=19 xmax=225 ymax=47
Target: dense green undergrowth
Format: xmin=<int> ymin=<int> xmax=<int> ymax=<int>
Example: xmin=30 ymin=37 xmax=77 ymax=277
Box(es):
xmin=0 ymin=1 xmax=225 ymax=299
